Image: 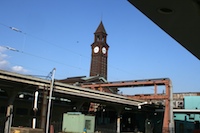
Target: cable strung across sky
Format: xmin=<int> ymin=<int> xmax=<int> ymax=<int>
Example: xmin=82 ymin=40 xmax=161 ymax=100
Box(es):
xmin=0 ymin=22 xmax=136 ymax=80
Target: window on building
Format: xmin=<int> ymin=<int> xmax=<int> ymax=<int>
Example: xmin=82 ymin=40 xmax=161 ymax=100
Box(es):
xmin=97 ymin=35 xmax=100 ymax=41
xmin=102 ymin=36 xmax=104 ymax=41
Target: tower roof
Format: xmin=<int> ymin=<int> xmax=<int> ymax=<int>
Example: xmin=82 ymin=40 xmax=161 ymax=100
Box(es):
xmin=95 ymin=21 xmax=107 ymax=34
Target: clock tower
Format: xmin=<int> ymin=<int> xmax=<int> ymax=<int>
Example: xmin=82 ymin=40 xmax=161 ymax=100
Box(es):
xmin=90 ymin=21 xmax=109 ymax=80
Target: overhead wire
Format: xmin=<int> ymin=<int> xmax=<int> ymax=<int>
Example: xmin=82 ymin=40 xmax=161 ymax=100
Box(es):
xmin=0 ymin=22 xmax=143 ymax=80
xmin=5 ymin=46 xmax=121 ymax=80
xmin=0 ymin=22 xmax=90 ymax=77
xmin=1 ymin=22 xmax=142 ymax=80
xmin=1 ymin=45 xmax=88 ymax=74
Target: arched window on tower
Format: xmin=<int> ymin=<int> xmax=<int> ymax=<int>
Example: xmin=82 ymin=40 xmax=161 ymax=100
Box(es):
xmin=102 ymin=36 xmax=104 ymax=41
xmin=97 ymin=35 xmax=100 ymax=41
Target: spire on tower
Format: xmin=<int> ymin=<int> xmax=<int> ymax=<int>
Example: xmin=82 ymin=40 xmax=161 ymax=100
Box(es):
xmin=95 ymin=21 xmax=107 ymax=34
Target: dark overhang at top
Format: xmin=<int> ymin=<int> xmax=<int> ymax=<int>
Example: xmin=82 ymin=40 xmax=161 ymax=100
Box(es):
xmin=128 ymin=0 xmax=200 ymax=60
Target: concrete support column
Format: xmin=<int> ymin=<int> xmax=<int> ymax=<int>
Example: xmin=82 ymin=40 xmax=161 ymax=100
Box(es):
xmin=116 ymin=109 xmax=122 ymax=133
xmin=40 ymin=87 xmax=48 ymax=130
xmin=4 ymin=105 xmax=13 ymax=133
xmin=4 ymin=89 xmax=18 ymax=133
xmin=117 ymin=114 xmax=121 ymax=133
xmin=32 ymin=91 xmax=39 ymax=129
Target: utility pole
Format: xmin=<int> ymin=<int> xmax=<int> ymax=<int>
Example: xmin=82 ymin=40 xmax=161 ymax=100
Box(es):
xmin=32 ymin=91 xmax=39 ymax=129
xmin=45 ymin=68 xmax=56 ymax=133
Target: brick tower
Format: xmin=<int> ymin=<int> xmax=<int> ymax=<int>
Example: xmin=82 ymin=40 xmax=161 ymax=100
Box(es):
xmin=90 ymin=21 xmax=109 ymax=80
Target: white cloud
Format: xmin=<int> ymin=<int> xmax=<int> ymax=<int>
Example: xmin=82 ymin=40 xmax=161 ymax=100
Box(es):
xmin=0 ymin=53 xmax=7 ymax=60
xmin=0 ymin=60 xmax=9 ymax=69
xmin=0 ymin=46 xmax=9 ymax=70
xmin=11 ymin=66 xmax=28 ymax=73
xmin=0 ymin=47 xmax=8 ymax=60
xmin=0 ymin=46 xmax=6 ymax=52
xmin=0 ymin=46 xmax=28 ymax=74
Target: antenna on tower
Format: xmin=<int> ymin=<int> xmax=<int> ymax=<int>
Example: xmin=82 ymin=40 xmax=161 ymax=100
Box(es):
xmin=101 ymin=13 xmax=103 ymax=21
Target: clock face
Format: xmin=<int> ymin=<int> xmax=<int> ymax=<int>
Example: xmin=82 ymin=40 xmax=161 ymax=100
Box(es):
xmin=102 ymin=47 xmax=106 ymax=54
xmin=94 ymin=46 xmax=99 ymax=53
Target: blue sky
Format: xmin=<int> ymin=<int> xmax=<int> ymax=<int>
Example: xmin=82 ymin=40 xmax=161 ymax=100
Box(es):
xmin=0 ymin=0 xmax=199 ymax=94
